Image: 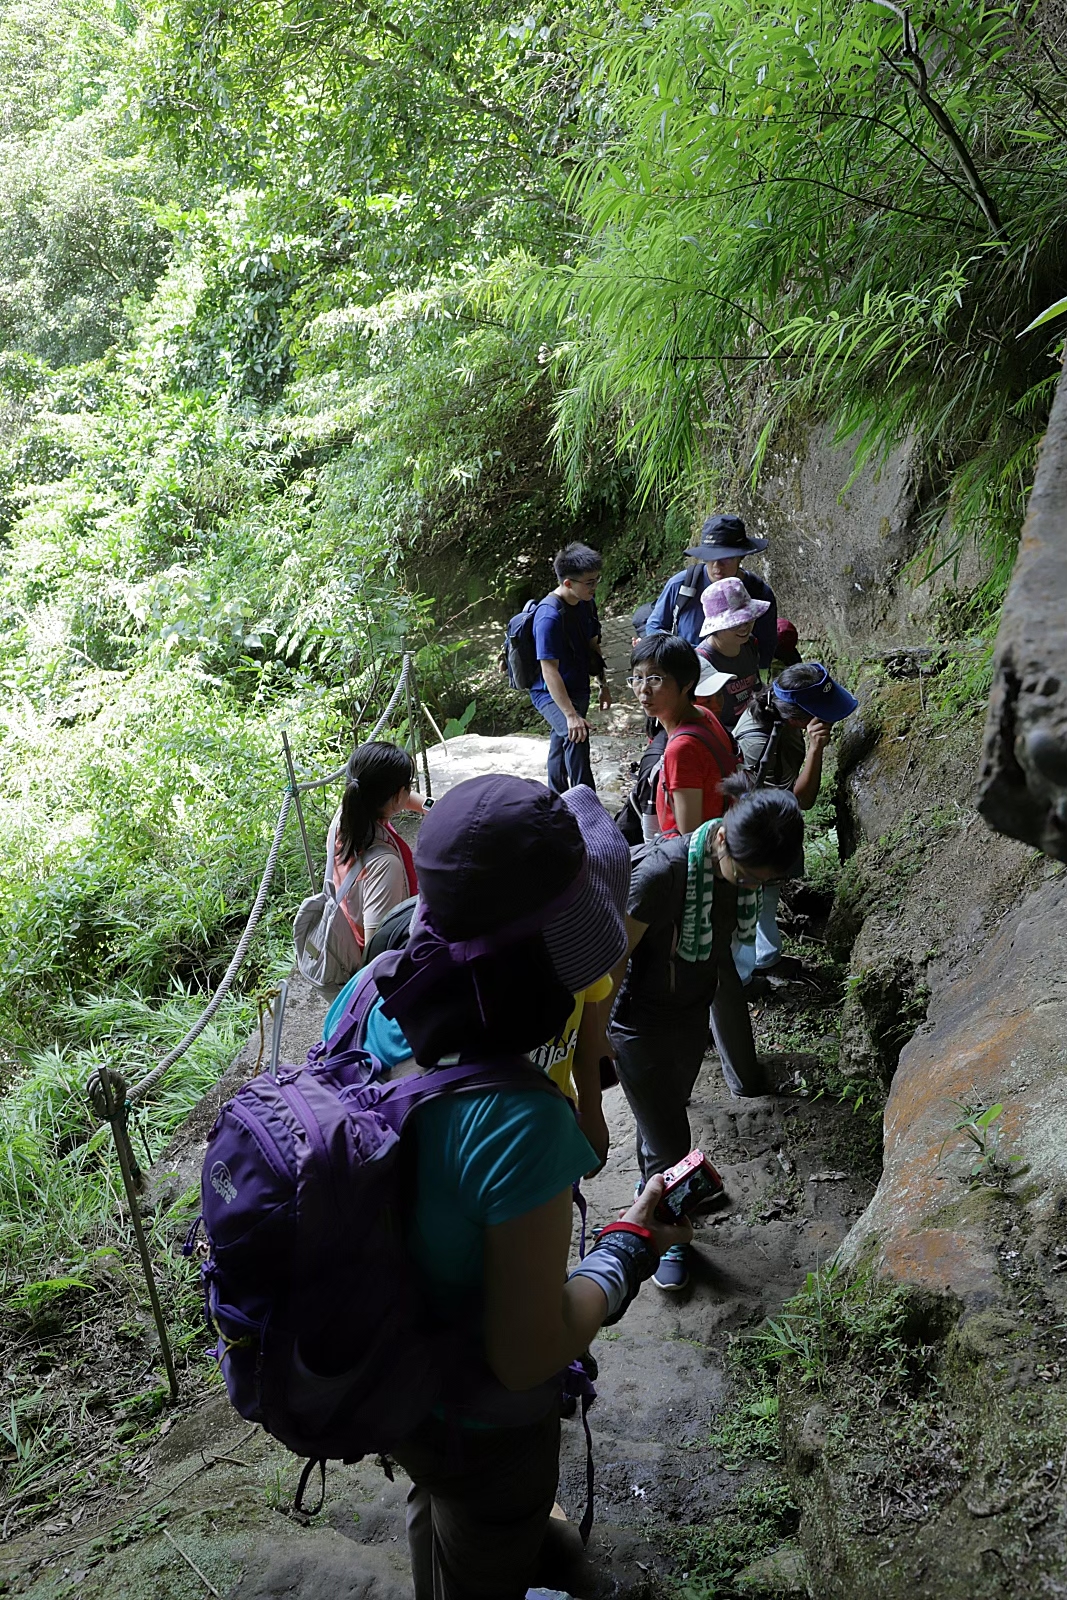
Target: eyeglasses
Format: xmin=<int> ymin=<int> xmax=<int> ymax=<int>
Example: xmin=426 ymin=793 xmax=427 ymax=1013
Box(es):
xmin=627 ymin=674 xmax=666 ymax=690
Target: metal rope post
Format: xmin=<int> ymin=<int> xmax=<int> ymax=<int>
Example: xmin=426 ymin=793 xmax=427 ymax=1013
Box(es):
xmin=281 ymin=730 xmax=317 ymax=890
xmin=87 ymin=1067 xmax=179 ymax=1402
xmin=409 ymin=660 xmax=433 ymax=801
xmin=401 ymin=651 xmax=421 ymax=790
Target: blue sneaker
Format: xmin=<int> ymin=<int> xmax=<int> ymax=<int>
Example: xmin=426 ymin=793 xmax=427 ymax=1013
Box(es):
xmin=652 ymin=1244 xmax=690 ymax=1291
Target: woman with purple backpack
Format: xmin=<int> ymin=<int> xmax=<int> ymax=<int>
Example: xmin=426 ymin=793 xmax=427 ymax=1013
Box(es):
xmin=369 ymin=775 xmax=692 ymax=1600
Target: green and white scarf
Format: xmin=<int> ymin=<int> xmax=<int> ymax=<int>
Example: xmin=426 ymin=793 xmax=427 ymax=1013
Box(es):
xmin=677 ymin=819 xmax=761 ymax=963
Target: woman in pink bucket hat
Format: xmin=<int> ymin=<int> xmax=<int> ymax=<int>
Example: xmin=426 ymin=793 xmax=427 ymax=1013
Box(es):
xmin=694 ymin=576 xmax=771 ymax=730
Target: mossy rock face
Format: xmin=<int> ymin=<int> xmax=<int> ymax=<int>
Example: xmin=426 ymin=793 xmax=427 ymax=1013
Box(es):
xmin=782 ymin=865 xmax=1067 ymax=1597
xmin=779 ymin=1273 xmax=1067 ymax=1600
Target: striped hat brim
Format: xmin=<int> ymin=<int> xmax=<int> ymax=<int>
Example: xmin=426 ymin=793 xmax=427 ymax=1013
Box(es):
xmin=542 ymin=787 xmax=630 ymax=995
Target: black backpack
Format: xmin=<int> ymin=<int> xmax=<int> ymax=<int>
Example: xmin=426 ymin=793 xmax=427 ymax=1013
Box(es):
xmin=614 ymin=728 xmax=669 ymax=844
xmin=614 ymin=720 xmax=736 ymax=844
xmin=363 ymin=895 xmax=418 ymax=963
xmin=501 ymin=594 xmax=562 ymax=690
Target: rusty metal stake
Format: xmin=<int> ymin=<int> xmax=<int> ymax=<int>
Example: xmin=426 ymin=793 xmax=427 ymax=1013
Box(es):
xmin=88 ymin=1068 xmax=179 ymax=1402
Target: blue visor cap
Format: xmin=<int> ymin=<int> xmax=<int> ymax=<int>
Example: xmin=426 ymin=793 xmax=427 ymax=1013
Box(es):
xmin=774 ymin=665 xmax=858 ymax=723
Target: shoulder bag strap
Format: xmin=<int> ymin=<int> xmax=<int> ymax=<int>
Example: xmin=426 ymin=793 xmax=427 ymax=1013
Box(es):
xmin=753 ymin=721 xmax=784 ymax=789
xmin=671 ymin=562 xmax=706 ymax=634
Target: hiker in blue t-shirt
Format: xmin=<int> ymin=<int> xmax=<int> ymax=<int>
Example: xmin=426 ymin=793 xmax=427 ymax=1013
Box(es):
xmin=529 ymin=542 xmax=610 ymax=793
xmin=645 ymin=513 xmax=778 ymax=669
xmin=371 ymin=774 xmax=690 ymax=1600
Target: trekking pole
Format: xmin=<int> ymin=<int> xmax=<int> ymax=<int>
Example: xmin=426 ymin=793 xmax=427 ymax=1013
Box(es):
xmin=281 ymin=729 xmax=317 ymax=890
xmin=86 ymin=1067 xmax=179 ymax=1402
xmin=409 ymin=661 xmax=433 ymax=801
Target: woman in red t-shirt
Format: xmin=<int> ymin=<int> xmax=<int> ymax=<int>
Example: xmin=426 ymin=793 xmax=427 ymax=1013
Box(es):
xmin=627 ymin=635 xmax=739 ymax=837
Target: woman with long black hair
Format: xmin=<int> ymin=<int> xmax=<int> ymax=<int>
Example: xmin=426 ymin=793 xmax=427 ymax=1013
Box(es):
xmin=326 ymin=740 xmax=421 ymax=957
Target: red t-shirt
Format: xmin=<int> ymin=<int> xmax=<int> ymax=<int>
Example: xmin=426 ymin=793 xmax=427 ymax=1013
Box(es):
xmin=656 ymin=708 xmax=739 ymax=837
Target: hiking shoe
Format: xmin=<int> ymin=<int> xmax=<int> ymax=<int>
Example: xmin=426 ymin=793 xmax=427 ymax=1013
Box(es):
xmin=758 ymin=955 xmax=804 ymax=983
xmin=652 ymin=1244 xmax=690 ymax=1291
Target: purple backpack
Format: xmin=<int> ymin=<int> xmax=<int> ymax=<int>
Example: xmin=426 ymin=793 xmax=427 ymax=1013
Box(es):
xmin=192 ymin=1047 xmax=558 ymax=1475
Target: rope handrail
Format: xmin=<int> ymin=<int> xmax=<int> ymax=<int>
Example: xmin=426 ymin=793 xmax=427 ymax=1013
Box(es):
xmin=107 ymin=651 xmax=414 ymax=1108
xmin=292 ymin=654 xmax=412 ymax=792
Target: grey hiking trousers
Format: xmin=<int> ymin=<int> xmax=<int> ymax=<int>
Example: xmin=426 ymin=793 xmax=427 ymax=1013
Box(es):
xmin=710 ymin=947 xmax=773 ymax=1098
xmin=611 ymin=1009 xmax=710 ymax=1179
xmin=391 ymin=1408 xmax=561 ymax=1600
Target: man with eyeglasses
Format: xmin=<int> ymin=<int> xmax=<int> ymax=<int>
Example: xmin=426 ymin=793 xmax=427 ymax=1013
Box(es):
xmin=529 ymin=542 xmax=611 ymax=793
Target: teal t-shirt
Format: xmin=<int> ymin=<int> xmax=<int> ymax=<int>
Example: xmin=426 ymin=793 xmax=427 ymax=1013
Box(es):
xmin=410 ymin=1088 xmax=596 ymax=1315
xmin=323 ymin=971 xmax=413 ymax=1071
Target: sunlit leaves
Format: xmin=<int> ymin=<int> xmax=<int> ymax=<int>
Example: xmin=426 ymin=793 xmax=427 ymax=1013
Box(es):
xmin=512 ymin=0 xmax=1067 ymax=560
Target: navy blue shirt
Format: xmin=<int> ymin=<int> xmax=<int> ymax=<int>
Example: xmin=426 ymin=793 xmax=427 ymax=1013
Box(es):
xmin=647 ymin=567 xmax=777 ymax=668
xmin=531 ymin=595 xmax=600 ymax=701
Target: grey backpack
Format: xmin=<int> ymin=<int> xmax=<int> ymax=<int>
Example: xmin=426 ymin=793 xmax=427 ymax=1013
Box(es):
xmin=293 ymin=827 xmax=365 ymax=988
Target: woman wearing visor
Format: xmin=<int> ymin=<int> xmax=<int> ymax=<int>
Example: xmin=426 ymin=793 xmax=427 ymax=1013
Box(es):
xmin=731 ymin=663 xmax=858 ymax=986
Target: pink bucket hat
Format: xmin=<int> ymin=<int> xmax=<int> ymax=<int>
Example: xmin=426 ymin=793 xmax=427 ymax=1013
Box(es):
xmin=699 ymin=575 xmax=771 ymax=637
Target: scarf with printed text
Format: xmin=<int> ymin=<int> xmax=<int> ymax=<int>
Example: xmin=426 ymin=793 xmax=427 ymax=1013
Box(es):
xmin=677 ymin=819 xmax=760 ymax=963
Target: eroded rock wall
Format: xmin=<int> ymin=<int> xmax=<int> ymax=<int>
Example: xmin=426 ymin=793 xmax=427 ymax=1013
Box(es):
xmin=786 ymin=367 xmax=1067 ymax=1597
xmin=738 ymin=421 xmax=990 ymax=655
xmin=979 ymin=353 xmax=1067 ymax=861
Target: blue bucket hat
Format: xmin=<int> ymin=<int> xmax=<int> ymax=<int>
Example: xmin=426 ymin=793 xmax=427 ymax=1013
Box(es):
xmin=773 ymin=664 xmax=858 ymax=724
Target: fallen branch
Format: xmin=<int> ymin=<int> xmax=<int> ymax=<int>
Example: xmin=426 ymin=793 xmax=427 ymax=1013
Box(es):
xmin=163 ymin=1528 xmax=220 ymax=1597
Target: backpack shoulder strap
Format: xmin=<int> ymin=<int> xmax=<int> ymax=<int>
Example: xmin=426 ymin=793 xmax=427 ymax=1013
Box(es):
xmin=666 ymin=717 xmax=733 ymax=770
xmin=324 ymin=819 xmax=338 ymax=893
xmin=344 ymin=961 xmax=387 ymax=1045
xmin=670 ymin=562 xmax=707 ymax=633
xmin=332 ymin=856 xmax=364 ymax=909
xmin=753 ymin=721 xmax=784 ymax=789
xmin=379 ymin=1057 xmax=561 ymax=1131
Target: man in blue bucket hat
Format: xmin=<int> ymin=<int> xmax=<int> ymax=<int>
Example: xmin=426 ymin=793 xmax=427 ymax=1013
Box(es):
xmin=731 ymin=662 xmax=858 ymax=987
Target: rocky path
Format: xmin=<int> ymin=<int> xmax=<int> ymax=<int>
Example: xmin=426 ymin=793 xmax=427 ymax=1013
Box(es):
xmin=1 ymin=619 xmax=877 ymax=1600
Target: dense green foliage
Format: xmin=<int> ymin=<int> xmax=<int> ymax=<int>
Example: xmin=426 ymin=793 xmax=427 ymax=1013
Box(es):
xmin=520 ymin=0 xmax=1067 ymax=581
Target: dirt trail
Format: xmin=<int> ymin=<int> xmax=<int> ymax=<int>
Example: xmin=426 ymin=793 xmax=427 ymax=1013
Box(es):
xmin=2 ymin=618 xmax=876 ymax=1599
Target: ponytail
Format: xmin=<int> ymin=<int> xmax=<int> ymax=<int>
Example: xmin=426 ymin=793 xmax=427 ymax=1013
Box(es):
xmin=337 ymin=741 xmax=415 ymax=858
xmin=745 ymin=683 xmax=777 ymax=733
